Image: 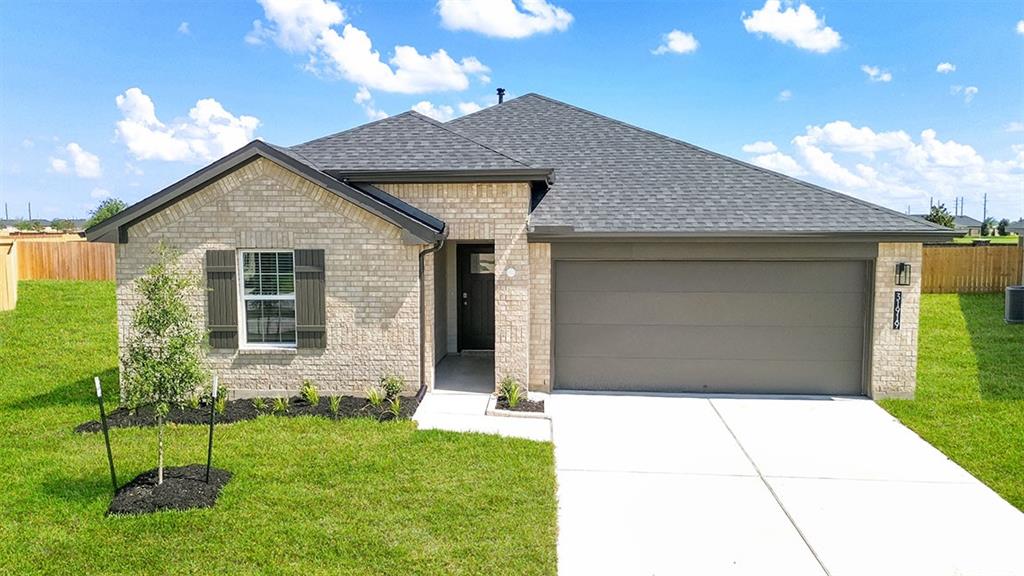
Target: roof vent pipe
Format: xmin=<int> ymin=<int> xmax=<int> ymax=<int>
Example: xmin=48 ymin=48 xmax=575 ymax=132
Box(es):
xmin=497 ymin=88 xmax=506 ymax=104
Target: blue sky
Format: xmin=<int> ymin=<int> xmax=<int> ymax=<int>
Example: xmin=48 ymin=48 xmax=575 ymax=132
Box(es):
xmin=1 ymin=0 xmax=1022 ymax=221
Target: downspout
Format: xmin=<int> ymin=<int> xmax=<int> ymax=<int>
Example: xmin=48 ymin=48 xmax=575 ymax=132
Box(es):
xmin=418 ymin=234 xmax=446 ymax=394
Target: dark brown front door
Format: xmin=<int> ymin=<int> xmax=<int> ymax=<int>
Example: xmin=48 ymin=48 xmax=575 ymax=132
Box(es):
xmin=457 ymin=244 xmax=495 ymax=350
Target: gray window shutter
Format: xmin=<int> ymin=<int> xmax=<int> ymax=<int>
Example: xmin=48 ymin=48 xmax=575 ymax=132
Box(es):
xmin=295 ymin=249 xmax=326 ymax=349
xmin=206 ymin=250 xmax=238 ymax=349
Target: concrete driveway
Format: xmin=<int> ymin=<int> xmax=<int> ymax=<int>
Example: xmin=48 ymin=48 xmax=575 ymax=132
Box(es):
xmin=549 ymin=393 xmax=1024 ymax=576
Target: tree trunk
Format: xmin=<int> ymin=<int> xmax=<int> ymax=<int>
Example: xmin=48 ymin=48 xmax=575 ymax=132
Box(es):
xmin=157 ymin=415 xmax=164 ymax=485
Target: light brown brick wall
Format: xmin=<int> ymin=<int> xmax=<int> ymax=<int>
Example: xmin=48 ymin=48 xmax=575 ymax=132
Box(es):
xmin=380 ymin=183 xmax=532 ymax=392
xmin=870 ymin=242 xmax=923 ymax=399
xmin=117 ymin=158 xmax=422 ymax=398
xmin=528 ymin=243 xmax=551 ymax=392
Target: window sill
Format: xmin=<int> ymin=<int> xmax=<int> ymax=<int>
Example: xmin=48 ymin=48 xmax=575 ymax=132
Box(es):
xmin=237 ymin=347 xmax=298 ymax=356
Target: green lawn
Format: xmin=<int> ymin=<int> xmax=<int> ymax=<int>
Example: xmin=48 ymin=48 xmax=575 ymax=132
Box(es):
xmin=880 ymin=293 xmax=1024 ymax=510
xmin=0 ymin=281 xmax=557 ymax=575
xmin=951 ymin=234 xmax=1020 ymax=245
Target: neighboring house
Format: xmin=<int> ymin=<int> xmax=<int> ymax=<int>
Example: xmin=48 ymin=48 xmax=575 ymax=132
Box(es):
xmin=909 ymin=214 xmax=982 ymax=236
xmin=1006 ymin=219 xmax=1024 ymax=236
xmin=88 ymin=93 xmax=954 ymax=400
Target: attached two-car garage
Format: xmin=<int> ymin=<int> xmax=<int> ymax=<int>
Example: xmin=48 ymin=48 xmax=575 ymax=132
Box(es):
xmin=553 ymin=258 xmax=869 ymax=396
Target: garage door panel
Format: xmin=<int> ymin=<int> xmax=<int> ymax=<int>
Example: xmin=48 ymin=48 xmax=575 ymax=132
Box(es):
xmin=554 ymin=324 xmax=864 ymax=362
xmin=553 ymin=260 xmax=867 ymax=395
xmin=555 ymin=291 xmax=864 ymax=328
xmin=556 ymin=260 xmax=866 ymax=294
xmin=554 ymin=356 xmax=864 ymax=395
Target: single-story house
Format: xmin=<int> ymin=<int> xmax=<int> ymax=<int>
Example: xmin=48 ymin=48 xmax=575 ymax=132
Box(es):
xmin=1006 ymin=219 xmax=1024 ymax=236
xmin=88 ymin=93 xmax=955 ymax=400
xmin=909 ymin=214 xmax=983 ymax=236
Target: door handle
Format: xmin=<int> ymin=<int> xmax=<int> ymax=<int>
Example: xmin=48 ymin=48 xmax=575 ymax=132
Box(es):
xmin=462 ymin=292 xmax=469 ymax=306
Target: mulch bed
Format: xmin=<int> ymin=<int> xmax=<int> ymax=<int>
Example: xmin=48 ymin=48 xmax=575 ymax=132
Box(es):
xmin=107 ymin=464 xmax=231 ymax=516
xmin=76 ymin=394 xmax=420 ymax=434
xmin=495 ymin=397 xmax=545 ymax=413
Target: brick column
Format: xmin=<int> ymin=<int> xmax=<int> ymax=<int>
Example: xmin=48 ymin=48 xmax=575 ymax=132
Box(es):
xmin=870 ymin=242 xmax=923 ymax=398
xmin=529 ymin=243 xmax=552 ymax=392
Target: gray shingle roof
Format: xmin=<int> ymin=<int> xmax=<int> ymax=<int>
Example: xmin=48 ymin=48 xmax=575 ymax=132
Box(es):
xmin=290 ymin=111 xmax=532 ymax=172
xmin=449 ymin=93 xmax=947 ymax=235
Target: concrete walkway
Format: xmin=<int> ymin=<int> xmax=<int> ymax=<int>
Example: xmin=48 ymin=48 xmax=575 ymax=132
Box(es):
xmin=549 ymin=393 xmax=1024 ymax=576
xmin=413 ymin=388 xmax=551 ymax=441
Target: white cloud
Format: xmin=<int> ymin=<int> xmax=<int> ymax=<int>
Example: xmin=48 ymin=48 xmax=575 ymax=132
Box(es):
xmin=741 ymin=140 xmax=778 ymax=154
xmin=458 ymin=101 xmax=484 ymax=115
xmin=352 ymin=87 xmax=388 ymax=120
xmin=861 ymin=64 xmax=892 ymax=83
xmin=1005 ymin=121 xmax=1024 ymax=133
xmin=90 ymin=188 xmax=111 ymax=199
xmin=777 ymin=89 xmax=793 ymax=102
xmin=751 ymin=152 xmax=806 ymax=176
xmin=652 ymin=30 xmax=699 ymax=55
xmin=936 ymin=62 xmax=956 ymax=74
xmin=412 ymin=101 xmax=456 ymax=122
xmin=250 ymin=0 xmax=489 ymax=94
xmin=742 ymin=121 xmax=1024 ymax=215
xmin=951 ymin=85 xmax=979 ymax=104
xmin=437 ymin=0 xmax=573 ymax=39
xmin=66 ymin=143 xmax=103 ymax=178
xmin=178 ymin=21 xmax=190 ymax=35
xmin=742 ymin=0 xmax=841 ymax=53
xmin=125 ymin=162 xmax=144 ymax=176
xmin=1017 ymin=19 xmax=1024 ymax=35
xmin=50 ymin=158 xmax=68 ymax=173
xmin=21 ymin=138 xmax=34 ymax=149
xmin=115 ymin=87 xmax=260 ymax=162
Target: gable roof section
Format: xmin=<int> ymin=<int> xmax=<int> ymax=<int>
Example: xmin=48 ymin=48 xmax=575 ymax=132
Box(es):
xmin=449 ymin=93 xmax=954 ymax=239
xmin=85 ymin=140 xmax=445 ymax=244
xmin=290 ymin=111 xmax=547 ymax=181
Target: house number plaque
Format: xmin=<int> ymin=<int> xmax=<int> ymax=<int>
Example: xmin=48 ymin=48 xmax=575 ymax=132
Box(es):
xmin=892 ymin=291 xmax=902 ymax=330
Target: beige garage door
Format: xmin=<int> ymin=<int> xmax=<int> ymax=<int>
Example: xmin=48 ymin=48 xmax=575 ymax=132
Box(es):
xmin=553 ymin=260 xmax=867 ymax=395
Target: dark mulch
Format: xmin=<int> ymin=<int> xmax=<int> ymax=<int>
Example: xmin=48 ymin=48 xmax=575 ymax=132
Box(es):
xmin=107 ymin=464 xmax=232 ymax=516
xmin=496 ymin=397 xmax=545 ymax=413
xmin=76 ymin=394 xmax=420 ymax=433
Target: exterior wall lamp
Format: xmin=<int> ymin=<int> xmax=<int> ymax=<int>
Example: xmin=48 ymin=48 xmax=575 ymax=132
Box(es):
xmin=895 ymin=262 xmax=912 ymax=286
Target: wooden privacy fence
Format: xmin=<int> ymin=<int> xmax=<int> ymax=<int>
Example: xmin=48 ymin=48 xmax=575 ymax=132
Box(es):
xmin=922 ymin=243 xmax=1024 ymax=293
xmin=0 ymin=241 xmax=17 ymax=310
xmin=16 ymin=240 xmax=115 ymax=281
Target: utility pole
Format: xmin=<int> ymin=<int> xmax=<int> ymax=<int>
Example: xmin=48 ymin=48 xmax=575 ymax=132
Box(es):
xmin=28 ymin=202 xmax=32 ymax=220
xmin=983 ymin=194 xmax=987 ymax=222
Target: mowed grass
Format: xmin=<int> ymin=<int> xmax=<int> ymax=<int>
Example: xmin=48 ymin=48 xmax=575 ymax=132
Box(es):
xmin=0 ymin=281 xmax=557 ymax=575
xmin=951 ymin=235 xmax=1020 ymax=245
xmin=880 ymin=293 xmax=1024 ymax=510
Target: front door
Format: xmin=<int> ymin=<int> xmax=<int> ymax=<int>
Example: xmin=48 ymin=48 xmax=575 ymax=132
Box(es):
xmin=457 ymin=244 xmax=495 ymax=350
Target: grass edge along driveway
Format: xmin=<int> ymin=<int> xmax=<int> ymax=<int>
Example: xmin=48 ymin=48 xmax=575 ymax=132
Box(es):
xmin=880 ymin=293 xmax=1024 ymax=511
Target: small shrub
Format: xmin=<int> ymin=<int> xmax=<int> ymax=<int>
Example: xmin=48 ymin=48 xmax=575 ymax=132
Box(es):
xmin=214 ymin=395 xmax=227 ymax=415
xmin=272 ymin=396 xmax=289 ymax=415
xmin=328 ymin=395 xmax=342 ymax=417
xmin=300 ymin=380 xmax=320 ymax=406
xmin=365 ymin=386 xmax=384 ymax=408
xmin=187 ymin=391 xmax=202 ymax=410
xmin=387 ymin=396 xmax=402 ymax=419
xmin=379 ymin=374 xmax=404 ymax=400
xmin=251 ymin=397 xmax=268 ymax=414
xmin=499 ymin=375 xmax=522 ymax=409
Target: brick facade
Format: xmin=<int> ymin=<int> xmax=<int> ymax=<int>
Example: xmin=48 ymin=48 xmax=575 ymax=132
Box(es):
xmin=870 ymin=242 xmax=923 ymax=399
xmin=117 ymin=158 xmax=422 ymax=398
xmin=528 ymin=243 xmax=551 ymax=392
xmin=379 ymin=183 xmax=532 ymax=392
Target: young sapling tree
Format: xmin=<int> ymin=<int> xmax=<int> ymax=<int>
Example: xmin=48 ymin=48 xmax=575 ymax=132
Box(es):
xmin=120 ymin=243 xmax=208 ymax=484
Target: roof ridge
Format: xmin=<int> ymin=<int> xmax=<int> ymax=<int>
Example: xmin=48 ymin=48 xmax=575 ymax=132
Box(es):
xmin=290 ymin=111 xmax=418 ymax=151
xmin=409 ymin=111 xmax=534 ymax=168
xmin=516 ymin=93 xmax=947 ymax=232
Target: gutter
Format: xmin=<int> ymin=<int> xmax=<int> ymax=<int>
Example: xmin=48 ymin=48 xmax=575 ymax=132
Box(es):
xmin=417 ymin=233 xmax=447 ymax=391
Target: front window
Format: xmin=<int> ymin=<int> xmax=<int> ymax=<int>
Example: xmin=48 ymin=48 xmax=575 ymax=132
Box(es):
xmin=238 ymin=250 xmax=296 ymax=347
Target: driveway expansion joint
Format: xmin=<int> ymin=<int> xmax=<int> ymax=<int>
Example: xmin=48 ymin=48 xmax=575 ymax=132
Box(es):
xmin=708 ymin=398 xmax=833 ymax=576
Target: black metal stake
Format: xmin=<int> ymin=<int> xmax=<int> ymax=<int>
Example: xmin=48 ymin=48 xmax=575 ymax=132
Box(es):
xmin=206 ymin=375 xmax=218 ymax=484
xmin=95 ymin=377 xmax=118 ymax=495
